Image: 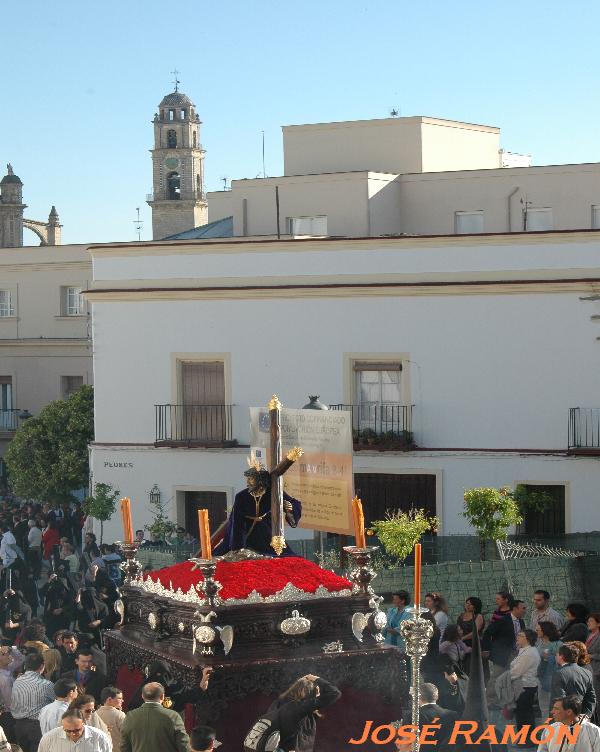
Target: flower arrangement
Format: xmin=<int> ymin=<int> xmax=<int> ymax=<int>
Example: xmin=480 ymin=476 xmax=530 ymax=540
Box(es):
xmin=146 ymin=556 xmax=352 ymax=601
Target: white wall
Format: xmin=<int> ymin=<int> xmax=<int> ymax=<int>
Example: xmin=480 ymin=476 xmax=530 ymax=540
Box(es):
xmin=90 ymin=444 xmax=600 ymax=541
xmin=88 ymin=233 xmax=600 ymax=537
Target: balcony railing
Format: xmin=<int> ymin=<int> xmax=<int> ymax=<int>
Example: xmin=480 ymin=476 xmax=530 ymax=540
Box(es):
xmin=569 ymin=407 xmax=600 ymax=450
xmin=329 ymin=403 xmax=415 ymax=450
xmin=0 ymin=410 xmax=20 ymax=432
xmin=155 ymin=404 xmax=236 ymax=446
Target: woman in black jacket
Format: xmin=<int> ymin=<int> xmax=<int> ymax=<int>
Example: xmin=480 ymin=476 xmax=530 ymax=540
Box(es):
xmin=0 ymin=589 xmax=31 ymax=642
xmin=75 ymin=588 xmax=109 ymax=648
xmin=560 ymin=603 xmax=589 ymax=643
xmin=269 ymin=674 xmax=341 ymax=752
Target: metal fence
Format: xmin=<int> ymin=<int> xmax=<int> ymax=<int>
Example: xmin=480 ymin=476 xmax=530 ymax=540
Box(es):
xmin=155 ymin=404 xmax=234 ymax=444
xmin=569 ymin=407 xmax=600 ymax=449
xmin=0 ymin=410 xmax=19 ymax=431
xmin=329 ymin=403 xmax=413 ymax=437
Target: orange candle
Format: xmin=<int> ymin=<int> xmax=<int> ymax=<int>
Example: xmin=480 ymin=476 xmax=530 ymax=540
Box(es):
xmin=352 ymin=496 xmax=366 ymax=548
xmin=198 ymin=509 xmax=212 ymax=560
xmin=414 ymin=543 xmax=422 ymax=608
xmin=120 ymin=498 xmax=133 ymax=544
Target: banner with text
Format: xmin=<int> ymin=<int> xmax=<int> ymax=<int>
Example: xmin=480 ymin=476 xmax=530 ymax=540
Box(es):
xmin=249 ymin=407 xmax=354 ymax=534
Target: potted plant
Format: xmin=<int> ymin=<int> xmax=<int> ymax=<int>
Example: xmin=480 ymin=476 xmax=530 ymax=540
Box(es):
xmin=463 ymin=486 xmax=523 ymax=561
xmin=368 ymin=508 xmax=438 ymax=561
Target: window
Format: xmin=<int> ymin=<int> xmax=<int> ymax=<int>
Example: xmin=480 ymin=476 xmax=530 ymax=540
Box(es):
xmin=179 ymin=109 xmax=186 ymax=120
xmin=592 ymin=205 xmax=600 ymax=229
xmin=192 ymin=131 xmax=197 ymax=148
xmin=0 ymin=377 xmax=13 ymax=430
xmin=455 ymin=210 xmax=484 ymax=234
xmin=525 ymin=207 xmax=553 ymax=231
xmin=180 ymin=361 xmax=226 ymax=441
xmin=63 ymin=286 xmax=85 ymax=316
xmin=167 ymin=172 xmax=180 ymax=200
xmin=288 ymin=215 xmax=327 ymax=237
xmin=167 ymin=129 xmax=177 ymax=148
xmin=353 ymin=361 xmax=404 ymax=433
xmin=168 ymin=109 xmax=175 ymax=121
xmin=61 ymin=375 xmax=83 ymax=398
xmin=0 ymin=291 xmax=14 ymax=318
xmin=520 ymin=485 xmax=565 ymax=536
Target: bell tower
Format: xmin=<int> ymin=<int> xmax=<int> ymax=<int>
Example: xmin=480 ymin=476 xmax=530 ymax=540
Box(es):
xmin=147 ymin=81 xmax=208 ymax=240
xmin=0 ymin=164 xmax=26 ymax=248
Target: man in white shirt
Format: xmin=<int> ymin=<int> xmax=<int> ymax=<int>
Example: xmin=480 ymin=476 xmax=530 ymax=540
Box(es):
xmin=538 ymin=696 xmax=600 ymax=752
xmin=530 ymin=589 xmax=565 ymax=632
xmin=39 ymin=679 xmax=78 ymax=735
xmin=38 ymin=709 xmax=112 ymax=752
xmin=27 ymin=520 xmax=43 ymax=579
xmin=0 ymin=525 xmax=18 ymax=575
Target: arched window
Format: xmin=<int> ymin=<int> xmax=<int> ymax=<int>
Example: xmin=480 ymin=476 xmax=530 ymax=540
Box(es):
xmin=169 ymin=109 xmax=175 ymax=121
xmin=192 ymin=131 xmax=197 ymax=148
xmin=167 ymin=172 xmax=180 ymax=200
xmin=180 ymin=109 xmax=186 ymax=120
xmin=167 ymin=130 xmax=177 ymax=148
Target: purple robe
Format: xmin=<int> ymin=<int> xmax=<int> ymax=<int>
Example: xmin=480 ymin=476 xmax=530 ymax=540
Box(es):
xmin=214 ymin=489 xmax=302 ymax=557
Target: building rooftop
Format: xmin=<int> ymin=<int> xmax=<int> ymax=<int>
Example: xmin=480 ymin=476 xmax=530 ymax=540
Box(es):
xmin=164 ymin=215 xmax=233 ymax=240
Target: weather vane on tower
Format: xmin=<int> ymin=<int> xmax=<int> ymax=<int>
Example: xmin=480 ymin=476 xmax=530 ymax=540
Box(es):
xmin=171 ymin=68 xmax=181 ymax=92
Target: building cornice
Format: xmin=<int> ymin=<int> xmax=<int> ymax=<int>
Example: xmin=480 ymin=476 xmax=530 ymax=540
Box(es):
xmin=83 ymin=276 xmax=600 ymax=302
xmin=86 ymin=229 xmax=600 ymax=258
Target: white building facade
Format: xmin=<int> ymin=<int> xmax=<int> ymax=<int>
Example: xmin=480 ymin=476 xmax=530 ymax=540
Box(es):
xmin=86 ymin=231 xmax=600 ymax=543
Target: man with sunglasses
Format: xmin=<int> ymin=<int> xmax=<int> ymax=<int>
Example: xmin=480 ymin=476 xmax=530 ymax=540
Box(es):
xmin=38 ymin=709 xmax=111 ymax=752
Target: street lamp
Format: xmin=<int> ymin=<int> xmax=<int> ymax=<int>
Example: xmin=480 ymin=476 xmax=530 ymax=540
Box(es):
xmin=302 ymin=395 xmax=329 ymax=410
xmin=149 ymin=484 xmax=161 ymax=505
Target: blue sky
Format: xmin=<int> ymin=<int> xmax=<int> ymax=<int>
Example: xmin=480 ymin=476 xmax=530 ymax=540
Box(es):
xmin=2 ymin=0 xmax=599 ymax=245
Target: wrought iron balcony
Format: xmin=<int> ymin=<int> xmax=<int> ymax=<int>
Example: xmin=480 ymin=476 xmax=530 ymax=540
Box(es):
xmin=329 ymin=403 xmax=415 ymax=450
xmin=155 ymin=404 xmax=237 ymax=447
xmin=569 ymin=407 xmax=600 ymax=452
xmin=0 ymin=409 xmax=20 ymax=432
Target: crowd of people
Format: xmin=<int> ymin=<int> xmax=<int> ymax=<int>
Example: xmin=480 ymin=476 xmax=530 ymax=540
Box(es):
xmin=385 ymin=588 xmax=600 ymax=748
xmin=0 ymin=497 xmax=344 ymax=752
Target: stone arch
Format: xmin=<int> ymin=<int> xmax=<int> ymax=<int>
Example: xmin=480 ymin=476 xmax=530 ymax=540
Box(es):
xmin=22 ymin=219 xmax=48 ymax=245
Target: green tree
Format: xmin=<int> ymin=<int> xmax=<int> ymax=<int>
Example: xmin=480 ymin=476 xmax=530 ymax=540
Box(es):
xmin=83 ymin=482 xmax=120 ymax=544
xmin=368 ymin=508 xmax=438 ymax=561
xmin=5 ymin=385 xmax=94 ymax=502
xmin=463 ymin=486 xmax=523 ymax=560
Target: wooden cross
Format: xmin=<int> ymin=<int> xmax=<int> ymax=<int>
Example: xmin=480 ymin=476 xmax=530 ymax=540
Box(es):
xmin=267 ymin=395 xmax=303 ymax=555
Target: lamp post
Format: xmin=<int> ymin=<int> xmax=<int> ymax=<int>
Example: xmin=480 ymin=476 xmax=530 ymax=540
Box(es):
xmin=302 ymin=396 xmax=329 ymax=559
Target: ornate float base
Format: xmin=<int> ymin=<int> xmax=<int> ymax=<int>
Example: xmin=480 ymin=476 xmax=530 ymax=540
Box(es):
xmin=106 ymin=628 xmax=407 ymax=750
xmin=106 ymin=556 xmax=409 ymax=749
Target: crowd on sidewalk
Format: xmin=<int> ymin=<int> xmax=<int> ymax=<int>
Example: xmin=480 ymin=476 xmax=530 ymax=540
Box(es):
xmin=385 ymin=588 xmax=600 ymax=749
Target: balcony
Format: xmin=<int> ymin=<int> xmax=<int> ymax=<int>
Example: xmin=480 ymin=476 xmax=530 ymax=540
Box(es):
xmin=569 ymin=408 xmax=600 ymax=454
xmin=0 ymin=409 xmax=21 ymax=434
xmin=154 ymin=404 xmax=238 ymax=448
xmin=329 ymin=403 xmax=415 ymax=451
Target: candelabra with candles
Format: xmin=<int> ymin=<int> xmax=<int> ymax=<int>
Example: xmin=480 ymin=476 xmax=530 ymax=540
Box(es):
xmin=342 ymin=545 xmax=380 ymax=595
xmin=189 ymin=558 xmax=223 ymax=609
xmin=399 ymin=543 xmax=432 ymax=752
xmin=117 ymin=541 xmax=143 ymax=584
xmin=117 ymin=498 xmax=143 ymax=584
xmin=189 ymin=508 xmax=223 ymax=608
